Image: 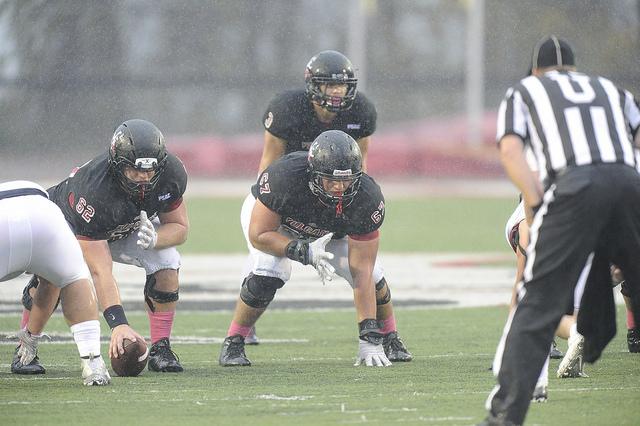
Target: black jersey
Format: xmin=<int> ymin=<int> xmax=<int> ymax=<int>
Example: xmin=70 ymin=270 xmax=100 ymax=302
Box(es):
xmin=251 ymin=152 xmax=384 ymax=239
xmin=48 ymin=152 xmax=187 ymax=242
xmin=262 ymin=89 xmax=377 ymax=154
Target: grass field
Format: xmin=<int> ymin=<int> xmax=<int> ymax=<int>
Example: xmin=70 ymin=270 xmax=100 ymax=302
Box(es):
xmin=184 ymin=197 xmax=517 ymax=253
xmin=2 ymin=196 xmax=637 ymax=425
xmin=0 ymin=306 xmax=637 ymax=425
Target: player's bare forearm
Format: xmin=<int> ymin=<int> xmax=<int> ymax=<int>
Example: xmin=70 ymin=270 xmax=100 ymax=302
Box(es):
xmin=79 ymin=239 xmax=121 ymax=311
xmin=356 ymin=136 xmax=371 ymax=172
xmin=155 ymin=222 xmax=188 ymax=249
xmin=250 ymin=230 xmax=291 ymax=257
xmin=349 ymin=237 xmax=378 ymax=321
xmin=157 ymin=203 xmax=189 ymax=249
xmin=248 ymin=198 xmax=290 ymax=256
xmin=258 ymin=132 xmax=286 ymax=173
xmin=91 ymin=272 xmax=122 ymax=312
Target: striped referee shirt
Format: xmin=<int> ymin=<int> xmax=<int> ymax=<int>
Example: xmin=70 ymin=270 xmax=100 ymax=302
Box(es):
xmin=497 ymin=70 xmax=640 ymax=183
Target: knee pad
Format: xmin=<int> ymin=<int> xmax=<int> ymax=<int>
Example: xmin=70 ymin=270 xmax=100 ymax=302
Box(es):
xmin=21 ymin=275 xmax=61 ymax=312
xmin=240 ymin=273 xmax=285 ymax=309
xmin=144 ymin=272 xmax=179 ymax=312
xmin=375 ymin=278 xmax=391 ymax=306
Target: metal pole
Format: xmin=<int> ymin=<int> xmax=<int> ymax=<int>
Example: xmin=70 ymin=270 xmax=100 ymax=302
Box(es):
xmin=466 ymin=0 xmax=485 ymax=147
xmin=347 ymin=0 xmax=370 ymax=93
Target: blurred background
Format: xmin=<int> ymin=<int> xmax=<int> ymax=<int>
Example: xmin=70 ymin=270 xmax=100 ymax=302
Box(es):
xmin=0 ymin=0 xmax=638 ymax=181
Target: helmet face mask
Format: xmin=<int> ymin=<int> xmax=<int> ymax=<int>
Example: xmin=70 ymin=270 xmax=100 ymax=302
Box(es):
xmin=108 ymin=119 xmax=168 ymax=198
xmin=305 ymin=50 xmax=358 ymax=113
xmin=307 ymin=130 xmax=363 ymax=208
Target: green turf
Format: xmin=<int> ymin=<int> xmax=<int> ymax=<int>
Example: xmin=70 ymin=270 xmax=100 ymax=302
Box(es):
xmin=1 ymin=305 xmax=637 ymax=425
xmin=184 ymin=197 xmax=517 ymax=254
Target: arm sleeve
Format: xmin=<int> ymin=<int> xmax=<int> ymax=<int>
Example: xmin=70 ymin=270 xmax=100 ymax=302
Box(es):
xmin=496 ymin=86 xmax=529 ymax=145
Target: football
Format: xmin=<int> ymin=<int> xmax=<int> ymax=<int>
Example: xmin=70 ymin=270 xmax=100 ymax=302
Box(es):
xmin=110 ymin=338 xmax=149 ymax=377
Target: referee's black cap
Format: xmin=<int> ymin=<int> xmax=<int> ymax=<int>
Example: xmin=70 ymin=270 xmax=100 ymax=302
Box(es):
xmin=528 ymin=35 xmax=575 ymax=75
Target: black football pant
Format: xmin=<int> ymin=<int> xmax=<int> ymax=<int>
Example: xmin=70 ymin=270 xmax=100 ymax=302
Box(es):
xmin=487 ymin=164 xmax=640 ymax=425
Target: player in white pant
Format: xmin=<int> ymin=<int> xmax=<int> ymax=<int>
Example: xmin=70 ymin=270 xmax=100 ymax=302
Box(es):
xmin=503 ymin=200 xmax=587 ymax=402
xmin=241 ymin=193 xmax=387 ymax=284
xmin=0 ymin=180 xmax=110 ymax=386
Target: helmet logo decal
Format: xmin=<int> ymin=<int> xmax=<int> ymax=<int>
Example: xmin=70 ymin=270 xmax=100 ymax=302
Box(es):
xmin=110 ymin=130 xmax=125 ymax=154
xmin=333 ymin=169 xmax=352 ymax=177
xmin=135 ymin=158 xmax=158 ymax=170
xmin=264 ymin=111 xmax=274 ymax=129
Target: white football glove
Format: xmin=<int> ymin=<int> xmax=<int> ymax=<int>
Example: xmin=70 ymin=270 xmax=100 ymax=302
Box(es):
xmin=15 ymin=328 xmax=44 ymax=365
xmin=308 ymin=233 xmax=335 ymax=284
xmin=354 ymin=339 xmax=392 ymax=367
xmin=136 ymin=210 xmax=157 ymax=250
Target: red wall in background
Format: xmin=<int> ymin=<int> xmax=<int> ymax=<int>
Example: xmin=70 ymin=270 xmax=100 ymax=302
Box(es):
xmin=168 ymin=113 xmax=504 ymax=178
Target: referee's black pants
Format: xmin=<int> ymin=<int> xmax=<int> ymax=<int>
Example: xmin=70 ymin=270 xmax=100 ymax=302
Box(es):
xmin=487 ymin=164 xmax=640 ymax=425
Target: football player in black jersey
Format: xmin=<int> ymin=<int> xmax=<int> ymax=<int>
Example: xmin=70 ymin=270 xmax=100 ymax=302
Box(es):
xmin=221 ymin=130 xmax=410 ymax=367
xmin=13 ymin=119 xmax=189 ymax=374
xmin=243 ymin=51 xmax=410 ymax=353
xmin=259 ymin=49 xmax=376 ymax=173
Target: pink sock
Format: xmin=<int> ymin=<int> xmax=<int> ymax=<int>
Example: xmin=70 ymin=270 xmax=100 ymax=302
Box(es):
xmin=20 ymin=309 xmax=30 ymax=329
xmin=227 ymin=321 xmax=253 ymax=338
xmin=627 ymin=309 xmax=636 ymax=330
xmin=379 ymin=315 xmax=397 ymax=334
xmin=147 ymin=310 xmax=175 ymax=344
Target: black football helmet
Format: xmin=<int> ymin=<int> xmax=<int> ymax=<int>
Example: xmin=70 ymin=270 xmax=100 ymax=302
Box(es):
xmin=305 ymin=50 xmax=358 ymax=112
xmin=307 ymin=130 xmax=362 ymax=208
xmin=108 ymin=119 xmax=168 ymax=198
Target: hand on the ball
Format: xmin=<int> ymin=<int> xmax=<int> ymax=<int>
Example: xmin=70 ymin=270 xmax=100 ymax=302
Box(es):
xmin=109 ymin=325 xmax=145 ymax=359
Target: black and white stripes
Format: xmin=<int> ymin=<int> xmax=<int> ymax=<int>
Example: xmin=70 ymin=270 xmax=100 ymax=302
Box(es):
xmin=497 ymin=70 xmax=640 ymax=182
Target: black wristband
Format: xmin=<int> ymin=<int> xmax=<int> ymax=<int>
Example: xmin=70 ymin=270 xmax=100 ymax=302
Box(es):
xmin=285 ymin=239 xmax=310 ymax=265
xmin=358 ymin=318 xmax=384 ymax=345
xmin=103 ymin=305 xmax=129 ymax=329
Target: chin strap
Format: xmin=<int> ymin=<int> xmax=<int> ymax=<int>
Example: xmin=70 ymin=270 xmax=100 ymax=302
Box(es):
xmin=336 ymin=196 xmax=343 ymax=217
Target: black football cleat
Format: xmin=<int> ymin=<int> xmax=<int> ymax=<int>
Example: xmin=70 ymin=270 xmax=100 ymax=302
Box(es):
xmin=383 ymin=331 xmax=412 ymax=362
xmin=11 ymin=346 xmax=45 ymax=375
xmin=549 ymin=340 xmax=564 ymax=359
xmin=627 ymin=328 xmax=640 ymax=353
xmin=148 ymin=338 xmax=183 ymax=372
xmin=219 ymin=335 xmax=251 ymax=366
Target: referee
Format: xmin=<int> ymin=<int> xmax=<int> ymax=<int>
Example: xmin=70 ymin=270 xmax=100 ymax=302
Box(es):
xmin=481 ymin=35 xmax=640 ymax=425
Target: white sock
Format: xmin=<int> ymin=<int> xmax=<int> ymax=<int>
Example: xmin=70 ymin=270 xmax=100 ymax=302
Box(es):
xmin=569 ymin=323 xmax=579 ymax=340
xmin=70 ymin=320 xmax=101 ymax=358
xmin=537 ymin=354 xmax=550 ymax=386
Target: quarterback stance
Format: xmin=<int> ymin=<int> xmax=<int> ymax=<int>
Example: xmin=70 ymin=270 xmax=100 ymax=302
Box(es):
xmin=13 ymin=119 xmax=189 ymax=374
xmin=1 ymin=180 xmax=109 ymax=385
xmin=220 ymin=130 xmax=404 ymax=367
xmin=241 ymin=51 xmax=409 ymax=360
